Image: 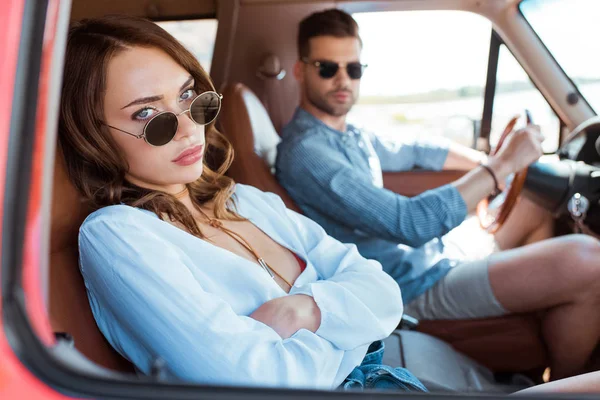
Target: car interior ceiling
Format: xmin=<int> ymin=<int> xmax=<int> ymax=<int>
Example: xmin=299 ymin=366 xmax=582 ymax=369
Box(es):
xmin=42 ymin=0 xmax=600 ymax=394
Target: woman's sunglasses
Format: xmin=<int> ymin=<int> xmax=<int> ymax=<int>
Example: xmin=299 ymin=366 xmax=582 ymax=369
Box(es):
xmin=302 ymin=58 xmax=368 ymax=80
xmin=105 ymin=91 xmax=223 ymax=147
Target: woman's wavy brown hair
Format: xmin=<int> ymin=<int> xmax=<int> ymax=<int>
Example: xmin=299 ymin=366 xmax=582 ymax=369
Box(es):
xmin=59 ymin=15 xmax=243 ymax=237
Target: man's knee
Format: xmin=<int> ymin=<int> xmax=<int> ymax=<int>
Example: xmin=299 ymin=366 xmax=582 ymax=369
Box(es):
xmin=562 ymin=234 xmax=600 ymax=294
xmin=543 ymin=234 xmax=599 ymax=274
xmin=568 ymin=234 xmax=600 ymax=263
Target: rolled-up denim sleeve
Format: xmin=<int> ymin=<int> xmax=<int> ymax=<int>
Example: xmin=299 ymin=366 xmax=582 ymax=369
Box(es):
xmin=277 ymin=136 xmax=466 ymax=248
xmin=371 ymin=134 xmax=451 ymax=172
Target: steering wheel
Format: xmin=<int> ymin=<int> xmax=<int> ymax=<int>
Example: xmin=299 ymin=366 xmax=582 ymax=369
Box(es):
xmin=477 ymin=115 xmax=530 ymax=233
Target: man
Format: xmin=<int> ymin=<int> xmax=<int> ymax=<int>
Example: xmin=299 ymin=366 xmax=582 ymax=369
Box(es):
xmin=275 ymin=8 xmax=600 ymax=380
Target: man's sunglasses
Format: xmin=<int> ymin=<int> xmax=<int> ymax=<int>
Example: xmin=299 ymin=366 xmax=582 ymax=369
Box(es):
xmin=106 ymin=91 xmax=223 ymax=147
xmin=302 ymin=58 xmax=368 ymax=80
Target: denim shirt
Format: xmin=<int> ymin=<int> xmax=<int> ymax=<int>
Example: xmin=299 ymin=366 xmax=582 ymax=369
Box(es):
xmin=276 ymin=108 xmax=468 ymax=303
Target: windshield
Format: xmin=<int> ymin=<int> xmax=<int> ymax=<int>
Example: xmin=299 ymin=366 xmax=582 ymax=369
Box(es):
xmin=520 ymin=0 xmax=600 ymax=114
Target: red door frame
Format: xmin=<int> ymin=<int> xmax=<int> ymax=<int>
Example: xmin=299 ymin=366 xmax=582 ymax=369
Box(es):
xmin=0 ymin=0 xmax=71 ymax=397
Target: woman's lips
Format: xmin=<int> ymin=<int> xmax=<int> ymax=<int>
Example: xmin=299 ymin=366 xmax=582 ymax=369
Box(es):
xmin=172 ymin=145 xmax=204 ymax=166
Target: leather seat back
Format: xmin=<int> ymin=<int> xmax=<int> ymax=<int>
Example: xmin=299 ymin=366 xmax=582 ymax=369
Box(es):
xmin=219 ymin=82 xmax=301 ymax=213
xmin=50 ymin=150 xmax=133 ymax=372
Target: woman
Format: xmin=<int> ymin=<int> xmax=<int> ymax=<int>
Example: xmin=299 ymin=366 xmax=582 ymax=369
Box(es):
xmin=61 ymin=15 xmax=417 ymax=391
xmin=60 ymin=15 xmax=599 ymax=394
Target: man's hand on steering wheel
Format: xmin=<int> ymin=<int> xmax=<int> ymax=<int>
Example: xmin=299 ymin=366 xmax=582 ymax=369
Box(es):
xmin=487 ymin=122 xmax=544 ymax=182
xmin=477 ymin=116 xmax=544 ymax=233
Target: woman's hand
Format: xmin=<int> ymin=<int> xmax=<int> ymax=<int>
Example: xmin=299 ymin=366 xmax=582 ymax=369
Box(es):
xmin=250 ymin=295 xmax=321 ymax=339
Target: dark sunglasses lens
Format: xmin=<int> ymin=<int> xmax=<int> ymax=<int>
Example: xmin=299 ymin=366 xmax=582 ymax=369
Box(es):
xmin=347 ymin=63 xmax=364 ymax=79
xmin=318 ymin=62 xmax=339 ymax=79
xmin=145 ymin=113 xmax=178 ymax=146
xmin=190 ymin=92 xmax=221 ymax=125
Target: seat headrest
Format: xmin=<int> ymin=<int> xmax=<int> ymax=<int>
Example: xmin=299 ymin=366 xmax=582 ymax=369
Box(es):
xmin=244 ymin=88 xmax=281 ymax=169
xmin=219 ymin=82 xmax=301 ymax=212
xmin=221 ymin=82 xmax=281 ymax=170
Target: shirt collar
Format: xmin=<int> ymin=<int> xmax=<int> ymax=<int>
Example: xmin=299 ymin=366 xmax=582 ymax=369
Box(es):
xmin=295 ymin=107 xmax=357 ymax=137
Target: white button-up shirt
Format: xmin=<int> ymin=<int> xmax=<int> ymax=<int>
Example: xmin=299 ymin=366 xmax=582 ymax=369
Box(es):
xmin=79 ymin=184 xmax=403 ymax=389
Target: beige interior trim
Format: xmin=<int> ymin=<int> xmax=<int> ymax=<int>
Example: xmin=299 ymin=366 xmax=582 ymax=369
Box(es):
xmin=484 ymin=2 xmax=595 ymax=131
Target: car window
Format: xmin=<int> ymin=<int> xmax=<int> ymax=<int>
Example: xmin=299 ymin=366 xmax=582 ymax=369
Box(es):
xmin=520 ymin=0 xmax=600 ymax=114
xmin=349 ymin=11 xmax=492 ymax=148
xmin=493 ymin=45 xmax=560 ymax=153
xmin=158 ymin=19 xmax=218 ymax=73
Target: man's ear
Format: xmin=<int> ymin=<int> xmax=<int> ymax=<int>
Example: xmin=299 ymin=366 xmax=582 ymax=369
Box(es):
xmin=293 ymin=60 xmax=303 ymax=83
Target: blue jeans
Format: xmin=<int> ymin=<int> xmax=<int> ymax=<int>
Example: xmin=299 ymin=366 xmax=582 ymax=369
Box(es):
xmin=341 ymin=341 xmax=427 ymax=392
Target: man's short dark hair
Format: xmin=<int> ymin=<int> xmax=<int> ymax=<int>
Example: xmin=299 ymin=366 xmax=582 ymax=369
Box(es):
xmin=297 ymin=9 xmax=361 ymax=59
